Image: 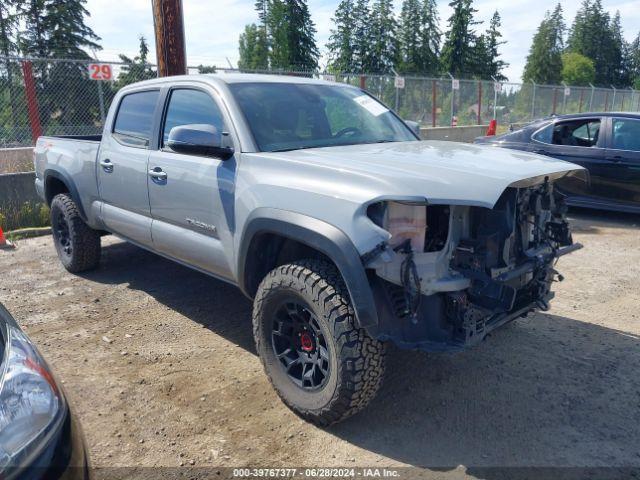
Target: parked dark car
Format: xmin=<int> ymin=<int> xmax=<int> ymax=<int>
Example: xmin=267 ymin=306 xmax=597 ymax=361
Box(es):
xmin=0 ymin=302 xmax=89 ymax=480
xmin=476 ymin=112 xmax=640 ymax=213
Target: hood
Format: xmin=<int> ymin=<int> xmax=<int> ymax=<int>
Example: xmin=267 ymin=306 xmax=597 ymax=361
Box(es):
xmin=252 ymin=140 xmax=585 ymax=209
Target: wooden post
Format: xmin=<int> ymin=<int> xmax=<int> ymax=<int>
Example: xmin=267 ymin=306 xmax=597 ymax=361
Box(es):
xmin=152 ymin=0 xmax=187 ymax=77
xmin=21 ymin=61 xmax=42 ymax=143
xmin=359 ymin=75 xmax=366 ymax=90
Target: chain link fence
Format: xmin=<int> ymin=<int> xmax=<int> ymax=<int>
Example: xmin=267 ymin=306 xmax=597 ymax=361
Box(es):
xmin=1 ymin=55 xmax=640 ymax=149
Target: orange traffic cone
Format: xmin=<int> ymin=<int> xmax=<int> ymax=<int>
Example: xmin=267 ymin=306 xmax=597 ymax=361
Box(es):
xmin=0 ymin=226 xmax=15 ymax=250
xmin=486 ymin=119 xmax=497 ymax=136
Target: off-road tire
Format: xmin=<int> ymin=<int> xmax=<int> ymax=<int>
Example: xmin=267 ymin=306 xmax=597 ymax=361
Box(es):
xmin=253 ymin=259 xmax=385 ymax=426
xmin=50 ymin=193 xmax=101 ymax=273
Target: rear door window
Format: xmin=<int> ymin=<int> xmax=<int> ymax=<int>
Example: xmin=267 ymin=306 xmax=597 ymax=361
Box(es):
xmin=549 ymin=119 xmax=601 ymax=147
xmin=113 ymin=90 xmax=160 ymax=148
xmin=611 ymin=118 xmax=640 ymax=151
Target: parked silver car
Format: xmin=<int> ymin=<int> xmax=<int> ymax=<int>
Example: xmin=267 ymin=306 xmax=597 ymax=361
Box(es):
xmin=34 ymin=74 xmax=584 ymax=425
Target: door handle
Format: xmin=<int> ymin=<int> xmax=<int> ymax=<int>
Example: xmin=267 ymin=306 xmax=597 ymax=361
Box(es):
xmin=532 ymin=149 xmax=548 ymax=155
xmin=99 ymin=159 xmax=113 ymax=172
xmin=148 ymin=168 xmax=167 ymax=180
xmin=606 ymin=155 xmax=624 ymax=162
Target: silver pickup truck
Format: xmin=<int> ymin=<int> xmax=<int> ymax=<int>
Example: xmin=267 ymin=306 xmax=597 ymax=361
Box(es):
xmin=34 ymin=74 xmax=584 ymax=425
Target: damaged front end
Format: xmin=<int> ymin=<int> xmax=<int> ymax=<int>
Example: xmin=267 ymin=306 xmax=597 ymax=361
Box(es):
xmin=364 ymin=177 xmax=582 ymax=352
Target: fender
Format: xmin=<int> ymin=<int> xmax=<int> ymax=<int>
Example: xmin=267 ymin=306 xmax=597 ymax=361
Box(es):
xmin=238 ymin=208 xmax=379 ymax=329
xmin=43 ymin=168 xmax=88 ymax=221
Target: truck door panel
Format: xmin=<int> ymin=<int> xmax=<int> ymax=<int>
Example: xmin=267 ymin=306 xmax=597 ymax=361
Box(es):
xmin=147 ymin=87 xmax=235 ymax=279
xmin=97 ymin=89 xmax=160 ymax=246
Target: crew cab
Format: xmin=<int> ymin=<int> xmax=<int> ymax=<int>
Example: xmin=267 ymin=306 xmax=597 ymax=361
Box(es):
xmin=34 ymin=74 xmax=584 ymax=425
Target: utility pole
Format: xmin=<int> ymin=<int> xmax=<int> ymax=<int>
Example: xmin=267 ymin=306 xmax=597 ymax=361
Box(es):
xmin=152 ymin=0 xmax=187 ymax=77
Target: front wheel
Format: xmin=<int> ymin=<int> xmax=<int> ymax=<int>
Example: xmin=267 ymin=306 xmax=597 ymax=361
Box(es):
xmin=50 ymin=193 xmax=101 ymax=273
xmin=253 ymin=260 xmax=385 ymax=426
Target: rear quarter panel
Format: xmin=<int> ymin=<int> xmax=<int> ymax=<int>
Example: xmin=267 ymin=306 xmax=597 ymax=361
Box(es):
xmin=34 ymin=137 xmax=101 ymax=227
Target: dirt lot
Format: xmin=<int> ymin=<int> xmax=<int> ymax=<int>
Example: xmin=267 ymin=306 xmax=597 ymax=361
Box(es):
xmin=1 ymin=209 xmax=640 ymax=477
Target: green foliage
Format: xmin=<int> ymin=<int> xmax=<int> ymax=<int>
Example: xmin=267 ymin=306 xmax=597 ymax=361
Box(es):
xmin=368 ymin=0 xmax=398 ymax=73
xmin=481 ymin=11 xmax=508 ymax=80
xmin=0 ymin=1 xmax=23 ymax=144
xmin=197 ymin=65 xmax=217 ymax=74
xmin=567 ymin=1 xmax=628 ymax=87
xmin=398 ymin=0 xmax=440 ymax=74
xmin=561 ymin=52 xmax=595 ymax=85
xmin=238 ymin=23 xmax=268 ymax=70
xmin=115 ymin=36 xmax=155 ymax=88
xmin=243 ymin=0 xmax=319 ymax=71
xmin=0 ymin=201 xmax=50 ymax=231
xmin=631 ymin=33 xmax=640 ymax=90
xmin=523 ymin=4 xmax=565 ymax=84
xmin=440 ymin=0 xmax=481 ymax=78
xmin=326 ymin=0 xmax=357 ymax=72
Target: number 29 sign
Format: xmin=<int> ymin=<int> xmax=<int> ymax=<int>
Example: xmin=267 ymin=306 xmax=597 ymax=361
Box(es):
xmin=88 ymin=63 xmax=113 ymax=81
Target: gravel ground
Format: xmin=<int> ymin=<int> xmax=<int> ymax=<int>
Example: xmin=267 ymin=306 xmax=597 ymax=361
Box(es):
xmin=1 ymin=208 xmax=640 ymax=478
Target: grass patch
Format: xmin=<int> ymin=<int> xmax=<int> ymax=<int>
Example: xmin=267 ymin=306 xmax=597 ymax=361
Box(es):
xmin=0 ymin=201 xmax=50 ymax=232
xmin=0 ymin=157 xmax=34 ymax=174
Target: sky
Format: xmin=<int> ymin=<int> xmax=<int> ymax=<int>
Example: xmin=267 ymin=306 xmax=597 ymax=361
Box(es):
xmin=84 ymin=0 xmax=640 ymax=83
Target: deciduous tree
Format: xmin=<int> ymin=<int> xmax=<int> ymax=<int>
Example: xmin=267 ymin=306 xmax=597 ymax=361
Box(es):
xmin=561 ymin=51 xmax=595 ymax=85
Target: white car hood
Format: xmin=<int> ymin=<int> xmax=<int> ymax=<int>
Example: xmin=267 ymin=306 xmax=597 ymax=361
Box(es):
xmin=256 ymin=140 xmax=585 ymax=208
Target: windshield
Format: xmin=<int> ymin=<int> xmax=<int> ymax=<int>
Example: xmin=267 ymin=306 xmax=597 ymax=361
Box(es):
xmin=229 ymin=82 xmax=417 ymax=152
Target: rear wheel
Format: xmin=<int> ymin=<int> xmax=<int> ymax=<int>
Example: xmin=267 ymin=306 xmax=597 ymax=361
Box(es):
xmin=253 ymin=259 xmax=385 ymax=426
xmin=50 ymin=193 xmax=101 ymax=273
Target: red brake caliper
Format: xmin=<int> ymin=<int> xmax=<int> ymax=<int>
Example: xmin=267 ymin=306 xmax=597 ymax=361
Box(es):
xmin=299 ymin=332 xmax=314 ymax=352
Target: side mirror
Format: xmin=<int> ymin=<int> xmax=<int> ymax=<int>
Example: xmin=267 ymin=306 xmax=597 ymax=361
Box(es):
xmin=404 ymin=120 xmax=421 ymax=138
xmin=167 ymin=124 xmax=234 ymax=160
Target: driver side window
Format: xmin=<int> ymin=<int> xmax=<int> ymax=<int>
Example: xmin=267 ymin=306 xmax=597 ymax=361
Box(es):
xmin=162 ymin=89 xmax=225 ymax=148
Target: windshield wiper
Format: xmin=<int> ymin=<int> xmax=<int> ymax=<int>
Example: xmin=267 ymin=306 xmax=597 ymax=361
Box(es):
xmin=270 ymin=145 xmax=322 ymax=152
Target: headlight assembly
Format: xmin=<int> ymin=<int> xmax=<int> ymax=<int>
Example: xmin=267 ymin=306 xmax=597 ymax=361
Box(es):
xmin=367 ymin=200 xmax=427 ymax=252
xmin=0 ymin=316 xmax=65 ymax=476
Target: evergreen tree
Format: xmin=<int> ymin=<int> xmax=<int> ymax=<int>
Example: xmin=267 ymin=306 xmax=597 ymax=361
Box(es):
xmin=483 ymin=11 xmax=508 ymax=80
xmin=245 ymin=0 xmax=319 ymax=70
xmin=630 ymin=33 xmax=640 ymax=90
xmin=197 ymin=65 xmax=217 ymax=74
xmin=0 ymin=0 xmax=22 ymax=130
xmin=609 ymin=11 xmax=629 ymax=87
xmin=285 ymin=0 xmax=319 ymax=69
xmin=44 ymin=0 xmax=101 ymax=59
xmin=567 ymin=0 xmax=626 ymax=86
xmin=418 ymin=0 xmax=441 ymax=74
xmin=368 ymin=0 xmax=398 ymax=73
xmin=238 ymin=23 xmax=269 ymax=70
xmin=398 ymin=0 xmax=440 ymax=74
xmin=116 ymin=36 xmax=155 ymax=88
xmin=19 ymin=0 xmax=49 ymax=58
xmin=440 ymin=0 xmax=480 ymax=77
xmin=398 ymin=0 xmax=423 ymax=72
xmin=0 ymin=0 xmax=19 ymax=58
xmin=352 ymin=0 xmax=372 ymax=71
xmin=522 ymin=4 xmax=565 ymax=84
xmin=326 ymin=0 xmax=357 ymax=72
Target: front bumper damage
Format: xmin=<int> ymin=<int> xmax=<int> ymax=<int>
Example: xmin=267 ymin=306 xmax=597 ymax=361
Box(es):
xmin=364 ymin=178 xmax=582 ymax=352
